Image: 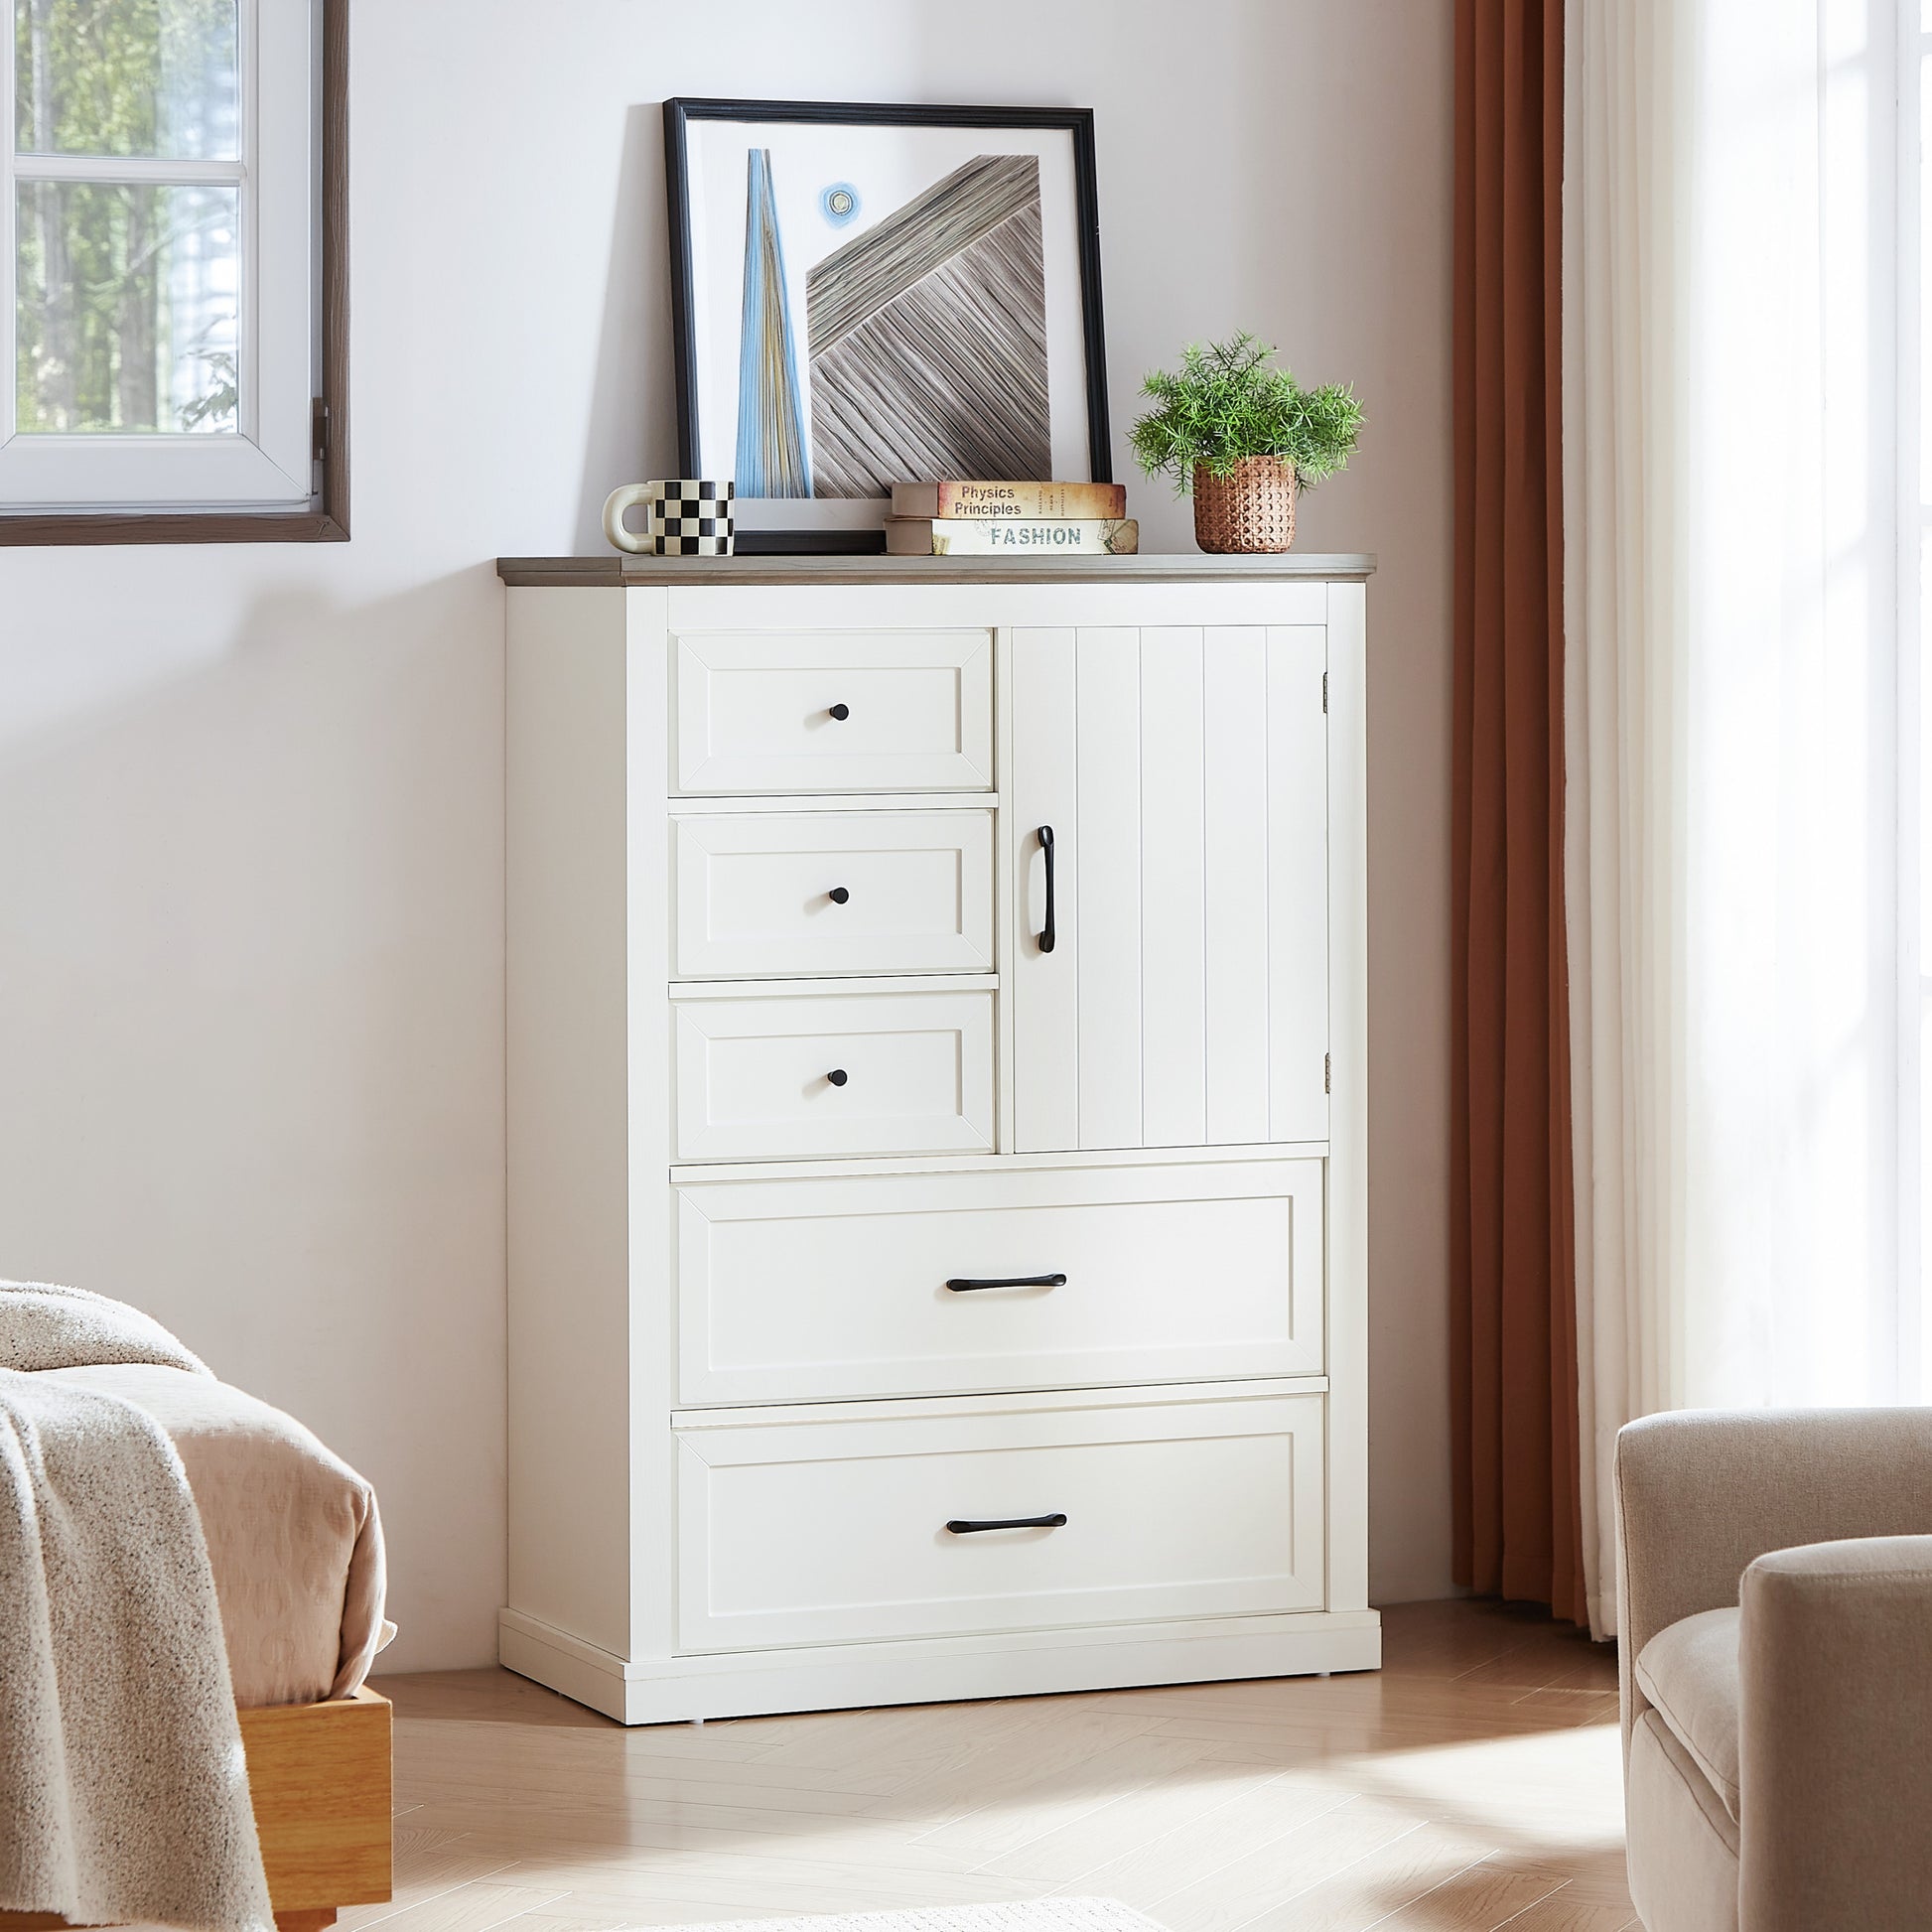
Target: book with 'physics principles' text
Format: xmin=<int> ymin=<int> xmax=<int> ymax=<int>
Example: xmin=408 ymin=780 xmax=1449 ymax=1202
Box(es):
xmin=890 ymin=480 xmax=1129 ymax=519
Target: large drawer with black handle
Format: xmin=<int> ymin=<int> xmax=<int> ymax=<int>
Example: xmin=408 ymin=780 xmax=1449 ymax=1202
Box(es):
xmin=674 ymin=1158 xmax=1325 ymax=1405
xmin=673 ymin=1385 xmax=1327 ymax=1652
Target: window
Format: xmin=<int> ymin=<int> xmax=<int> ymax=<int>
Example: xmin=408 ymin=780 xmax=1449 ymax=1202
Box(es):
xmin=1913 ymin=0 xmax=1932 ymax=1399
xmin=1 ymin=0 xmax=345 ymax=539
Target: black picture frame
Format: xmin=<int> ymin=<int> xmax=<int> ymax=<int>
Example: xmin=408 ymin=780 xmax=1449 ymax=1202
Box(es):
xmin=663 ymin=97 xmax=1111 ymax=555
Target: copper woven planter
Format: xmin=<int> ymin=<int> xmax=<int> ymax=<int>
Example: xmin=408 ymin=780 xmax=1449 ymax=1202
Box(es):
xmin=1191 ymin=456 xmax=1299 ymax=554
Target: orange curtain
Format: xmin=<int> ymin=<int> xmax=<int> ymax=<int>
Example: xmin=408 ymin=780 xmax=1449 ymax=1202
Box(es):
xmin=1450 ymin=0 xmax=1585 ymax=1623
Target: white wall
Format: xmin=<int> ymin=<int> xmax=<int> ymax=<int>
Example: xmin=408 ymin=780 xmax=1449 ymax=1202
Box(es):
xmin=0 ymin=0 xmax=1454 ymax=1669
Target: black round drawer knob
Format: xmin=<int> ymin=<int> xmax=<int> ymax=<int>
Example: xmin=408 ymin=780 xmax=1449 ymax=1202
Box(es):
xmin=828 ymin=887 xmax=851 ymax=904
xmin=827 ymin=1068 xmax=849 ymax=1087
xmin=828 ymin=702 xmax=851 ymax=721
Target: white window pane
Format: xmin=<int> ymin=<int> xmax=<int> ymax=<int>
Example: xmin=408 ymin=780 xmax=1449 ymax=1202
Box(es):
xmin=16 ymin=180 xmax=237 ymax=433
xmin=13 ymin=0 xmax=238 ymax=160
xmin=1923 ymin=52 xmax=1932 ymax=967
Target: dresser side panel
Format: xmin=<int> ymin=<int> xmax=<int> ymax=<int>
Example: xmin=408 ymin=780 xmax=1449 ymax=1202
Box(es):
xmin=506 ymin=587 xmax=633 ymax=1654
xmin=1325 ymin=580 xmax=1371 ymax=1611
xmin=624 ymin=587 xmax=678 ymax=1662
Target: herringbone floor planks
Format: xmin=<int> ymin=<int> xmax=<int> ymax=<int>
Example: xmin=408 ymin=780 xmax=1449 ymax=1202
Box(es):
xmin=352 ymin=1600 xmax=1633 ymax=1932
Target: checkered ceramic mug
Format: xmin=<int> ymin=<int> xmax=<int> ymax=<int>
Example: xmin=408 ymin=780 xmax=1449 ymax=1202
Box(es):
xmin=602 ymin=480 xmax=735 ymax=556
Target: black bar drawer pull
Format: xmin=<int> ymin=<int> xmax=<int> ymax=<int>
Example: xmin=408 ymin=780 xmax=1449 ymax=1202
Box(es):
xmin=945 ymin=1273 xmax=1066 ymax=1293
xmin=945 ymin=1513 xmax=1068 ymax=1535
xmin=1036 ymin=825 xmax=1056 ymax=953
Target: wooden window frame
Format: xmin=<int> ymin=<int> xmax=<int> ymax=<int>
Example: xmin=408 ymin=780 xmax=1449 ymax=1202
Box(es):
xmin=0 ymin=0 xmax=347 ymax=546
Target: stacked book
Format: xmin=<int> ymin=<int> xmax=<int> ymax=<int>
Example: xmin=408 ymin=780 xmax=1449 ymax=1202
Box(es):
xmin=885 ymin=481 xmax=1138 ymax=556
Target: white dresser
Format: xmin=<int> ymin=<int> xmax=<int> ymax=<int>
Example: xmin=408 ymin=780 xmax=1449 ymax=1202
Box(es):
xmin=498 ymin=552 xmax=1377 ymax=1725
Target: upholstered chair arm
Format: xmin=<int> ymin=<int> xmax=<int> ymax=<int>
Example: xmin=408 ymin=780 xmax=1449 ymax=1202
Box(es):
xmin=1613 ymin=1409 xmax=1932 ymax=1759
xmin=1736 ymin=1536 xmax=1932 ymax=1932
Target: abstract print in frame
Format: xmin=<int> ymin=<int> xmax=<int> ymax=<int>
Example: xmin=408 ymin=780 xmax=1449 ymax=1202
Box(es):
xmin=665 ymin=99 xmax=1110 ymax=551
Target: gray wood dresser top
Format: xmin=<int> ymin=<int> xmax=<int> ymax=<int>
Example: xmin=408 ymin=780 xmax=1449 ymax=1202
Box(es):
xmin=495 ymin=553 xmax=1377 ymax=588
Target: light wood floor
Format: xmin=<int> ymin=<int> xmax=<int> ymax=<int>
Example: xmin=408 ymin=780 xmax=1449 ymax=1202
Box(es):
xmin=355 ymin=1600 xmax=1633 ymax=1932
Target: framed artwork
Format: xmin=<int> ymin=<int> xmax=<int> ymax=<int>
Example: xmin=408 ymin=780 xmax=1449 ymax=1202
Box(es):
xmin=663 ymin=97 xmax=1111 ymax=552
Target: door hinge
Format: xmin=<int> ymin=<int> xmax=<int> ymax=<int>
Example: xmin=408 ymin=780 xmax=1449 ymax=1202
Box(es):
xmin=1321 ymin=671 xmax=1328 ymax=713
xmin=312 ymin=397 xmax=329 ymax=464
xmin=1324 ymin=1052 xmax=1331 ymax=1093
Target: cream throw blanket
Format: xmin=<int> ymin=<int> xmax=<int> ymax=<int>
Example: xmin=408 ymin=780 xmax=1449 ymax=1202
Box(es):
xmin=0 ymin=1281 xmax=273 ymax=1932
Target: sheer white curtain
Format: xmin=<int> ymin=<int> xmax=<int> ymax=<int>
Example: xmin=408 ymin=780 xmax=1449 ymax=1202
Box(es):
xmin=1565 ymin=0 xmax=1926 ymax=1639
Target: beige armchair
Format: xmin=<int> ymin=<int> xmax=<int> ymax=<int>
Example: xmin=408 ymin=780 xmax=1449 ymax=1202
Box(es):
xmin=1615 ymin=1409 xmax=1932 ymax=1932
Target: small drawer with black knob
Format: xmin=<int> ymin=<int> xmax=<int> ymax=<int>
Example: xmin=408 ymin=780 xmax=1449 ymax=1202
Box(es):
xmin=673 ymin=1158 xmax=1325 ymax=1405
xmin=672 ymin=810 xmax=994 ymax=979
xmin=672 ymin=987 xmax=995 ymax=1163
xmin=672 ymin=1386 xmax=1328 ymax=1651
xmin=673 ymin=630 xmax=994 ymax=794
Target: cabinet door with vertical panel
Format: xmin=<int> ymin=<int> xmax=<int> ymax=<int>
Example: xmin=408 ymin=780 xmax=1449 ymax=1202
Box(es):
xmin=1010 ymin=625 xmax=1328 ymax=1153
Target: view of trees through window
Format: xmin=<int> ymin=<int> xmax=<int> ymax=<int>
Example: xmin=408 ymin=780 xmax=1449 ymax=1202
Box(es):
xmin=13 ymin=0 xmax=241 ymax=436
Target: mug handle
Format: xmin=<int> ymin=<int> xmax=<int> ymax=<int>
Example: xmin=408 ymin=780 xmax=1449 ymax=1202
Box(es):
xmin=603 ymin=483 xmax=655 ymax=554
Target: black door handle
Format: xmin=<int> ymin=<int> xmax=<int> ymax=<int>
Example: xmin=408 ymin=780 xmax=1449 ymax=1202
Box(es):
xmin=828 ymin=886 xmax=850 ymax=904
xmin=1036 ymin=824 xmax=1056 ymax=953
xmin=828 ymin=702 xmax=851 ymax=721
xmin=945 ymin=1273 xmax=1067 ymax=1293
xmin=945 ymin=1513 xmax=1068 ymax=1535
xmin=827 ymin=1068 xmax=849 ymax=1086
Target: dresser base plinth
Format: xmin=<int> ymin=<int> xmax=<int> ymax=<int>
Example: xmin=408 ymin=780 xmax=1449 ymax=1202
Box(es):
xmin=498 ymin=1604 xmax=1383 ymax=1727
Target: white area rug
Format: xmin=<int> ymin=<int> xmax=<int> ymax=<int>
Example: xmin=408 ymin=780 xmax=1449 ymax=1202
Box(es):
xmin=646 ymin=1904 xmax=1167 ymax=1932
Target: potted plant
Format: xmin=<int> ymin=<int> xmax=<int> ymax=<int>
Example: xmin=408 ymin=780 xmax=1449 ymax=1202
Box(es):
xmin=1129 ymin=334 xmax=1364 ymax=553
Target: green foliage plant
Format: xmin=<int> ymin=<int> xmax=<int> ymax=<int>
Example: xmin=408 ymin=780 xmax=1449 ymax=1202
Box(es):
xmin=1129 ymin=333 xmax=1364 ymax=494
